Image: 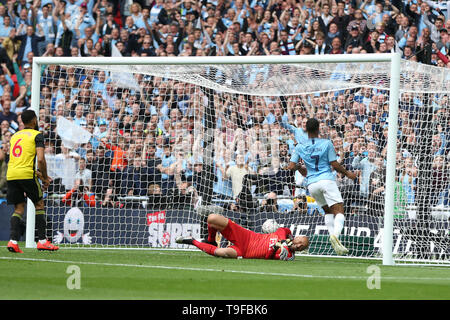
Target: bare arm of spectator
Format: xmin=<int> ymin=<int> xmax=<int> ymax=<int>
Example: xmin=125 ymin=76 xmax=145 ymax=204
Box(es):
xmin=385 ymin=0 xmax=400 ymax=16
xmin=1 ymin=63 xmax=11 ymax=78
xmin=270 ymin=135 xmax=280 ymax=164
xmin=74 ymin=14 xmax=83 ymax=39
xmin=192 ymin=132 xmax=203 ymax=156
xmin=94 ymin=9 xmax=102 ymax=36
xmin=52 ymin=0 xmax=62 ymax=24
xmin=261 ymin=39 xmax=270 ymax=55
xmin=246 ymin=40 xmax=257 ymax=56
xmin=59 ymin=7 xmax=69 ymax=32
xmin=92 ymin=0 xmax=101 ymax=17
xmin=30 ymin=0 xmax=40 ymax=26
xmin=6 ymin=0 xmax=16 ymax=20
xmin=279 ymin=9 xmax=289 ymax=29
xmin=222 ymin=29 xmax=232 ymax=55
xmin=35 ymin=23 xmax=45 ymax=38
xmin=292 ymin=23 xmax=303 ymax=39
xmin=143 ymin=12 xmax=152 ymax=33
xmin=151 ymin=25 xmax=164 ymax=46
xmin=295 ymin=32 xmax=310 ymax=51
xmin=173 ymin=161 xmax=184 ymax=190
xmin=173 ymin=1 xmax=183 ymax=9
xmin=13 ymin=86 xmax=27 ymax=110
xmin=359 ymin=0 xmax=372 ymax=15
xmin=423 ymin=0 xmax=444 ymax=15
xmin=314 ymin=0 xmax=322 ymax=14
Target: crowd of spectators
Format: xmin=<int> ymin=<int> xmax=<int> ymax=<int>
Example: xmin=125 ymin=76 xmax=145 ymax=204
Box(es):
xmin=0 ymin=0 xmax=449 ymax=214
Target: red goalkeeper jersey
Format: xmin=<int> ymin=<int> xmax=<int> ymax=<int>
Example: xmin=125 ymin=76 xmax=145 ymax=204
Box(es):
xmin=221 ymin=220 xmax=294 ymax=260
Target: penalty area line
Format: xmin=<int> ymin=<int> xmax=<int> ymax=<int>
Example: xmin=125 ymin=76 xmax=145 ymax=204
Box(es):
xmin=0 ymin=256 xmax=449 ymax=282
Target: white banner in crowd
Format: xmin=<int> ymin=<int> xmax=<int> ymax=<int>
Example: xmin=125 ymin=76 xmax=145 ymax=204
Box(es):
xmin=56 ymin=116 xmax=92 ymax=149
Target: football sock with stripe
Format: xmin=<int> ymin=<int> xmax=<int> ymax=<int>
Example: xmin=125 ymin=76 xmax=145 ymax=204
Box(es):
xmin=192 ymin=239 xmax=217 ymax=256
xmin=35 ymin=210 xmax=47 ymax=241
xmin=207 ymin=224 xmax=217 ymax=243
xmin=10 ymin=212 xmax=23 ymax=242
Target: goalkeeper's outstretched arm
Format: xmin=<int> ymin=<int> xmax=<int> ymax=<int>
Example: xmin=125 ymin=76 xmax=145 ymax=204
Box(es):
xmin=265 ymin=236 xmax=309 ymax=260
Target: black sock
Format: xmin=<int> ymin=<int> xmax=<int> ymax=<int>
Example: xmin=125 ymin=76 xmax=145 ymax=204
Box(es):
xmin=35 ymin=213 xmax=47 ymax=241
xmin=10 ymin=213 xmax=23 ymax=241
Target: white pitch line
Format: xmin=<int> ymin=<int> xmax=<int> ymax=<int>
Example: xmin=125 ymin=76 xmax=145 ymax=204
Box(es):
xmin=0 ymin=256 xmax=449 ymax=282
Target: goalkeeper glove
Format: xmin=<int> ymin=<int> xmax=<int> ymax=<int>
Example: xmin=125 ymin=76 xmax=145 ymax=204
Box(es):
xmin=272 ymin=240 xmax=292 ymax=261
xmin=278 ymin=243 xmax=290 ymax=260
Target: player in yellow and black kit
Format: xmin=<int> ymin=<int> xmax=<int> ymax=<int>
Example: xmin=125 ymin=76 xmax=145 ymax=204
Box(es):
xmin=6 ymin=110 xmax=59 ymax=253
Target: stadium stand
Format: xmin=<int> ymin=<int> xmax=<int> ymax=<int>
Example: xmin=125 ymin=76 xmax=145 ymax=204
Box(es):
xmin=0 ymin=0 xmax=449 ymax=213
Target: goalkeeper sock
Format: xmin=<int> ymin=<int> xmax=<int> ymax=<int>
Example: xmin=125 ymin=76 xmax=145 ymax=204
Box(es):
xmin=192 ymin=239 xmax=217 ymax=256
xmin=333 ymin=213 xmax=345 ymax=239
xmin=35 ymin=210 xmax=47 ymax=241
xmin=207 ymin=224 xmax=217 ymax=243
xmin=324 ymin=214 xmax=335 ymax=236
xmin=10 ymin=212 xmax=23 ymax=241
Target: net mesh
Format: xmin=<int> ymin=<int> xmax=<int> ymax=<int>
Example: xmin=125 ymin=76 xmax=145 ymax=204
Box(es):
xmin=37 ymin=59 xmax=450 ymax=264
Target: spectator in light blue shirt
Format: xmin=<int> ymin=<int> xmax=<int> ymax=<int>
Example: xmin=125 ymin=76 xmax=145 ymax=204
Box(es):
xmin=352 ymin=149 xmax=378 ymax=198
xmin=35 ymin=4 xmax=56 ymax=55
xmin=73 ymin=3 xmax=96 ymax=41
xmin=66 ymin=0 xmax=85 ymax=17
xmin=160 ymin=144 xmax=176 ymax=193
xmin=149 ymin=0 xmax=164 ymax=25
xmin=14 ymin=7 xmax=33 ymax=36
xmin=0 ymin=15 xmax=13 ymax=38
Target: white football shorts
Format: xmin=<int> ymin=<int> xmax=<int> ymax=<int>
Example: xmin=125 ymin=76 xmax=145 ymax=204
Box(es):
xmin=308 ymin=179 xmax=343 ymax=208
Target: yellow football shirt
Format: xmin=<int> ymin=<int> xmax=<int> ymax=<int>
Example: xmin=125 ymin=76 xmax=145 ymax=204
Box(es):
xmin=7 ymin=129 xmax=44 ymax=180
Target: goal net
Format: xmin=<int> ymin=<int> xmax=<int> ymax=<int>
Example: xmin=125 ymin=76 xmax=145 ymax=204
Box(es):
xmin=32 ymin=55 xmax=449 ymax=265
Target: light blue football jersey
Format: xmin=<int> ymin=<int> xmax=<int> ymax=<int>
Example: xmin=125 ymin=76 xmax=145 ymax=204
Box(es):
xmin=280 ymin=115 xmax=309 ymax=145
xmin=290 ymin=138 xmax=338 ymax=186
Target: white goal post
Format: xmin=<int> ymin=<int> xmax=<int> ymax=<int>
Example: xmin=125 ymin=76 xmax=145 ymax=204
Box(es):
xmin=26 ymin=53 xmax=449 ymax=266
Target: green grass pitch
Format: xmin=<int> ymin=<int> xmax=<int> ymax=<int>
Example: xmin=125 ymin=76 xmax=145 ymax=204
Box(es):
xmin=0 ymin=241 xmax=449 ymax=300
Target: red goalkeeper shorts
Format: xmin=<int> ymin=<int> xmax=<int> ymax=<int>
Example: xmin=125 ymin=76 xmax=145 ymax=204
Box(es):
xmin=220 ymin=219 xmax=253 ymax=258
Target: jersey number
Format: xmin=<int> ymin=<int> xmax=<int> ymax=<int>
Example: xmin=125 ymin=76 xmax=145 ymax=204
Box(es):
xmin=12 ymin=139 xmax=23 ymax=157
xmin=311 ymin=155 xmax=319 ymax=171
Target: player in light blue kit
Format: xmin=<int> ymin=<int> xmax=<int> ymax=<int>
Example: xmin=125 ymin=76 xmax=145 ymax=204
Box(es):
xmin=280 ymin=114 xmax=309 ymax=145
xmin=287 ymin=118 xmax=357 ymax=255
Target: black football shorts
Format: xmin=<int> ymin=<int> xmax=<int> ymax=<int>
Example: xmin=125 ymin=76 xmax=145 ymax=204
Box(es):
xmin=7 ymin=178 xmax=43 ymax=205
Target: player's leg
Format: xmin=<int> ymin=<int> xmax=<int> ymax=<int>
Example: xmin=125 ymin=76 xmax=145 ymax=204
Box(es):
xmin=6 ymin=181 xmax=26 ymax=253
xmin=322 ymin=205 xmax=335 ymax=236
xmin=26 ymin=178 xmax=59 ymax=251
xmin=177 ymin=214 xmax=230 ymax=257
xmin=315 ymin=180 xmax=348 ymax=255
xmin=205 ymin=214 xmax=229 ymax=245
xmin=325 ymin=202 xmax=347 ymax=256
xmin=8 ymin=203 xmax=26 ymax=253
xmin=328 ymin=202 xmax=348 ymax=255
xmin=207 ymin=214 xmax=229 ymax=232
xmin=34 ymin=199 xmax=59 ymax=251
xmin=214 ymin=247 xmax=238 ymax=259
xmin=309 ymin=181 xmax=336 ymax=237
xmin=329 ymin=202 xmax=346 ymax=239
xmin=176 ymin=236 xmax=238 ymax=258
xmin=175 ymin=236 xmax=218 ymax=256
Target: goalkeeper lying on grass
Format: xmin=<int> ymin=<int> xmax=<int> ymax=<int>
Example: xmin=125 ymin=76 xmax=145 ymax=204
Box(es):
xmin=176 ymin=214 xmax=309 ymax=260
